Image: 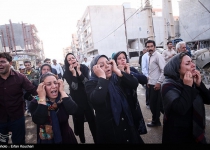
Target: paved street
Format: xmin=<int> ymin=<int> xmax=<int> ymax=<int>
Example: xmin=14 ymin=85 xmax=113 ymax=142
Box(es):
xmin=22 ymin=81 xmax=210 ymax=144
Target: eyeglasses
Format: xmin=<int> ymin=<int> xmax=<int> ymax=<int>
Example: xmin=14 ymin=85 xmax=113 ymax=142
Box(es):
xmin=0 ymin=60 xmax=8 ymax=64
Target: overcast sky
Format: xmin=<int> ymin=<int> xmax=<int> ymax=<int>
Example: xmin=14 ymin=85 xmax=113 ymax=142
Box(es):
xmin=0 ymin=0 xmax=179 ymax=63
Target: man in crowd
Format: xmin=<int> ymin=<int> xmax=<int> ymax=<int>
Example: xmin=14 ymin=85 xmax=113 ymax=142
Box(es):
xmin=146 ymin=40 xmax=165 ymax=127
xmin=141 ymin=48 xmax=150 ymax=109
xmin=176 ymin=41 xmax=187 ymax=53
xmin=82 ymin=57 xmax=90 ymax=69
xmin=19 ymin=65 xmax=26 ymax=74
xmin=0 ymin=52 xmax=37 ymax=144
xmin=24 ymin=60 xmax=39 ymax=117
xmin=43 ymin=58 xmax=58 ymax=76
xmin=162 ymin=41 xmax=177 ymax=63
xmin=51 ymin=59 xmax=63 ymax=79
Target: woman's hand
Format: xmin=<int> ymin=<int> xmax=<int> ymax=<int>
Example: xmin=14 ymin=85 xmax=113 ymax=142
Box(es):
xmin=183 ymin=71 xmax=193 ymax=87
xmin=36 ymin=82 xmax=46 ymax=100
xmin=193 ymin=70 xmax=201 ymax=87
xmin=69 ymin=65 xmax=76 ymax=76
xmin=124 ymin=63 xmax=130 ymax=74
xmin=93 ymin=64 xmax=106 ymax=79
xmin=76 ymin=62 xmax=81 ymax=76
xmin=109 ymin=60 xmax=122 ymax=77
xmin=58 ymin=79 xmax=64 ymax=93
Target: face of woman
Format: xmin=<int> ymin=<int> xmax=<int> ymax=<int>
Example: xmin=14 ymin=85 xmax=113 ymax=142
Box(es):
xmin=97 ymin=57 xmax=112 ymax=79
xmin=116 ymin=53 xmax=127 ymax=66
xmin=67 ymin=54 xmax=77 ymax=67
xmin=179 ymin=55 xmax=196 ymax=79
xmin=43 ymin=76 xmax=59 ymax=99
xmin=41 ymin=66 xmax=51 ymax=75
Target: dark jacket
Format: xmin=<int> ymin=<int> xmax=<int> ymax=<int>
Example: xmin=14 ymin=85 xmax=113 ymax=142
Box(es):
xmin=161 ymin=53 xmax=210 ymax=144
xmin=85 ymin=71 xmax=144 ymax=144
xmin=29 ymin=96 xmax=78 ymax=144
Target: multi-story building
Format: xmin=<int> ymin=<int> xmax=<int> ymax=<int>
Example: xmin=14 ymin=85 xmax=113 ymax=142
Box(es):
xmin=0 ymin=20 xmax=45 ymax=70
xmin=71 ymin=33 xmax=81 ymax=62
xmin=76 ymin=2 xmax=179 ymax=65
xmin=179 ymin=0 xmax=210 ymax=50
xmin=63 ymin=46 xmax=72 ymax=59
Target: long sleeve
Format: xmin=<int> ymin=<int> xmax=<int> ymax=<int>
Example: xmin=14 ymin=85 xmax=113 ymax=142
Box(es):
xmin=130 ymin=67 xmax=147 ymax=85
xmin=29 ymin=101 xmax=48 ymax=125
xmin=196 ymin=82 xmax=210 ymax=104
xmin=162 ymin=83 xmax=198 ymax=115
xmin=85 ymin=78 xmax=109 ymax=107
xmin=62 ymin=96 xmax=78 ymax=114
xmin=120 ymin=71 xmax=139 ymax=90
xmin=141 ymin=53 xmax=149 ymax=77
xmin=157 ymin=54 xmax=165 ymax=84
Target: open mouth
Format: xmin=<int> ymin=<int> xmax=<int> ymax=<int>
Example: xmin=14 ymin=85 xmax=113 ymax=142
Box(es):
xmin=51 ymin=90 xmax=58 ymax=96
xmin=106 ymin=69 xmax=111 ymax=74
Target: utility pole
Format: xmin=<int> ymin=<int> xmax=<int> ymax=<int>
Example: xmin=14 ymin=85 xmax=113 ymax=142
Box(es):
xmin=163 ymin=0 xmax=175 ymax=49
xmin=123 ymin=5 xmax=129 ymax=55
xmin=145 ymin=0 xmax=155 ymax=40
xmin=9 ymin=19 xmax=17 ymax=55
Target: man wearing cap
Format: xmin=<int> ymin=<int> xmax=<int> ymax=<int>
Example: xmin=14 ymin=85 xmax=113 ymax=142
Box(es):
xmin=19 ymin=65 xmax=26 ymax=74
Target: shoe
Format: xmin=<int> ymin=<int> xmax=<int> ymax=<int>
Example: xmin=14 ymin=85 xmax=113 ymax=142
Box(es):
xmin=147 ymin=122 xmax=161 ymax=127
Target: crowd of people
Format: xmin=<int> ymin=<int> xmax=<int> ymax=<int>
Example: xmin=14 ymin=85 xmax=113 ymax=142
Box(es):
xmin=0 ymin=39 xmax=210 ymax=144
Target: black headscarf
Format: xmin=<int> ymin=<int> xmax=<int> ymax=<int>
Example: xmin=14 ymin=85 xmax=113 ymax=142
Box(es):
xmin=90 ymin=55 xmax=134 ymax=126
xmin=112 ymin=51 xmax=127 ymax=64
xmin=40 ymin=63 xmax=53 ymax=75
xmin=162 ymin=52 xmax=206 ymax=143
xmin=63 ymin=53 xmax=89 ymax=85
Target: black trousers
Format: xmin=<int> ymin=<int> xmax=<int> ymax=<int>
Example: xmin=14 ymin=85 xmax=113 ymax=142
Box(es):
xmin=148 ymin=84 xmax=164 ymax=124
xmin=72 ymin=105 xmax=97 ymax=143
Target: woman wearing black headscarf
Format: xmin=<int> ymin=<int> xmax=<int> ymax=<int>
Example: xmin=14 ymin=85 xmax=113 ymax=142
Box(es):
xmin=63 ymin=53 xmax=96 ymax=143
xmin=161 ymin=52 xmax=210 ymax=144
xmin=85 ymin=54 xmax=144 ymax=144
xmin=113 ymin=51 xmax=147 ymax=135
xmin=29 ymin=72 xmax=78 ymax=144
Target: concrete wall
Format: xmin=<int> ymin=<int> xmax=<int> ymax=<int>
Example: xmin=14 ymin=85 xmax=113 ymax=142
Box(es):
xmin=179 ymin=0 xmax=210 ymax=41
xmin=89 ymin=5 xmax=127 ymax=58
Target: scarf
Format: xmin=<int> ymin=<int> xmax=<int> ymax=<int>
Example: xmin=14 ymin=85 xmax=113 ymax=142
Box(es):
xmin=162 ymin=52 xmax=206 ymax=143
xmin=39 ymin=94 xmax=62 ymax=144
xmin=89 ymin=55 xmax=134 ymax=126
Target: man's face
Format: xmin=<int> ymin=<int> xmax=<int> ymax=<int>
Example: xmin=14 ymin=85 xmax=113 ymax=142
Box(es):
xmin=0 ymin=57 xmax=11 ymax=75
xmin=167 ymin=43 xmax=173 ymax=49
xmin=19 ymin=68 xmax=25 ymax=74
xmin=179 ymin=44 xmax=187 ymax=53
xmin=84 ymin=58 xmax=87 ymax=62
xmin=53 ymin=60 xmax=56 ymax=64
xmin=45 ymin=60 xmax=51 ymax=65
xmin=24 ymin=62 xmax=32 ymax=71
xmin=146 ymin=42 xmax=155 ymax=55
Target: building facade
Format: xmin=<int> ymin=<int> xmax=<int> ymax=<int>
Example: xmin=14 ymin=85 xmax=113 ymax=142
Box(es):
xmin=0 ymin=20 xmax=44 ymax=70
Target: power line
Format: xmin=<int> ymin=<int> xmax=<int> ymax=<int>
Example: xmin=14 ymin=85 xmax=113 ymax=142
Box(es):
xmin=192 ymin=27 xmax=210 ymax=41
xmin=94 ymin=6 xmax=142 ymax=45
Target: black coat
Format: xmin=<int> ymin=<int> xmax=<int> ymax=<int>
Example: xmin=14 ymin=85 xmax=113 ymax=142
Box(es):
xmin=85 ymin=71 xmax=144 ymax=144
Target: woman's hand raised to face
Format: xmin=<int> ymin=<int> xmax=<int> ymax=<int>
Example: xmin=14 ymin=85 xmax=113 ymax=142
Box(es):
xmin=69 ymin=65 xmax=76 ymax=76
xmin=37 ymin=82 xmax=46 ymax=100
xmin=183 ymin=71 xmax=193 ymax=87
xmin=58 ymin=79 xmax=64 ymax=93
xmin=109 ymin=60 xmax=122 ymax=77
xmin=193 ymin=70 xmax=201 ymax=87
xmin=124 ymin=63 xmax=130 ymax=74
xmin=93 ymin=64 xmax=106 ymax=79
xmin=76 ymin=62 xmax=82 ymax=76
xmin=58 ymin=79 xmax=68 ymax=98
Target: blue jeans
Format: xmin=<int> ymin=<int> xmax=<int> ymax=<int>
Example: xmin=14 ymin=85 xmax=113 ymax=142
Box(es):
xmin=0 ymin=116 xmax=25 ymax=144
